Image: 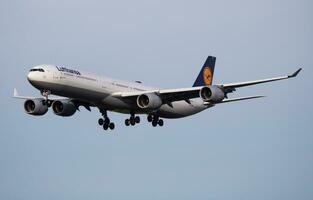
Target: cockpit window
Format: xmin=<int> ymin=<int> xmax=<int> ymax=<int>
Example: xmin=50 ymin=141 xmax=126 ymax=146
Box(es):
xmin=30 ymin=68 xmax=45 ymax=72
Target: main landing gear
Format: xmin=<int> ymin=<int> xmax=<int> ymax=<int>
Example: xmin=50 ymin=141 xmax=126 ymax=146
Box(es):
xmin=98 ymin=110 xmax=115 ymax=130
xmin=125 ymin=112 xmax=140 ymax=126
xmin=97 ymin=111 xmax=164 ymax=130
xmin=147 ymin=114 xmax=164 ymax=127
xmin=124 ymin=113 xmax=164 ymax=127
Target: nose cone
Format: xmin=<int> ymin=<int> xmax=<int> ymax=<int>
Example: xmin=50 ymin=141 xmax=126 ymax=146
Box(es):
xmin=27 ymin=72 xmax=34 ymax=82
xmin=27 ymin=71 xmax=40 ymax=87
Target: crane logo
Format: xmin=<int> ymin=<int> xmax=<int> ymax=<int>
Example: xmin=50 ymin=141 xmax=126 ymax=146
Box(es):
xmin=203 ymin=67 xmax=212 ymax=85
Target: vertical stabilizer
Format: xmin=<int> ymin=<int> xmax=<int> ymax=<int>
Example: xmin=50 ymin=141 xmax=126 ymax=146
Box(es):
xmin=193 ymin=56 xmax=216 ymax=87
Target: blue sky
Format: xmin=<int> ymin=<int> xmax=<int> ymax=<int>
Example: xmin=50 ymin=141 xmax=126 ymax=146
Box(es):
xmin=0 ymin=0 xmax=312 ymax=199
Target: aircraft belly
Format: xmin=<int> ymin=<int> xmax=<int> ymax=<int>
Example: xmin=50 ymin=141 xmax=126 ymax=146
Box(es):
xmin=101 ymin=96 xmax=134 ymax=111
xmin=158 ymin=99 xmax=206 ymax=119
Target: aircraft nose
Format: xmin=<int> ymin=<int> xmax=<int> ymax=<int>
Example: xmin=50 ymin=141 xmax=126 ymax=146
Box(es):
xmin=27 ymin=72 xmax=33 ymax=82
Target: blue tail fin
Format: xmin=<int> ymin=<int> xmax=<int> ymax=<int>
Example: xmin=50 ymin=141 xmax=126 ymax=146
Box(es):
xmin=193 ymin=56 xmax=216 ymax=87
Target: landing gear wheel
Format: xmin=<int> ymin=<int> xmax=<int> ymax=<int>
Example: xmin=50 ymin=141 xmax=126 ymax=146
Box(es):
xmin=158 ymin=119 xmax=164 ymax=127
xmin=147 ymin=115 xmax=153 ymax=122
xmin=130 ymin=117 xmax=136 ymax=126
xmin=135 ymin=116 xmax=140 ymax=124
xmin=103 ymin=123 xmax=109 ymax=130
xmin=125 ymin=119 xmax=130 ymax=126
xmin=104 ymin=117 xmax=110 ymax=125
xmin=109 ymin=123 xmax=115 ymax=130
xmin=98 ymin=118 xmax=104 ymax=126
xmin=46 ymin=100 xmax=52 ymax=107
xmin=152 ymin=120 xmax=158 ymax=127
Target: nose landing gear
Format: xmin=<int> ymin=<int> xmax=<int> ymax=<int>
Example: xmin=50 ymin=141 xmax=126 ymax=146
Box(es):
xmin=40 ymin=90 xmax=52 ymax=107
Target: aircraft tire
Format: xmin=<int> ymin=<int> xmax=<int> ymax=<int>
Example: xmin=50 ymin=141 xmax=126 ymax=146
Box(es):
xmin=103 ymin=123 xmax=109 ymax=130
xmin=104 ymin=117 xmax=110 ymax=126
xmin=109 ymin=123 xmax=115 ymax=130
xmin=130 ymin=118 xmax=136 ymax=126
xmin=135 ymin=116 xmax=140 ymax=123
xmin=125 ymin=119 xmax=130 ymax=126
xmin=98 ymin=118 xmax=104 ymax=126
xmin=152 ymin=120 xmax=158 ymax=127
xmin=158 ymin=119 xmax=164 ymax=126
xmin=147 ymin=115 xmax=153 ymax=122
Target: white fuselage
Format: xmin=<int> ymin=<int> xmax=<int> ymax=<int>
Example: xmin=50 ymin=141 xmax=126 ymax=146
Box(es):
xmin=27 ymin=65 xmax=207 ymax=118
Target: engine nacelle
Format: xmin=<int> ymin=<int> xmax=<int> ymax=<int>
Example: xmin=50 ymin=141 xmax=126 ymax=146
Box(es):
xmin=137 ymin=93 xmax=162 ymax=110
xmin=52 ymin=100 xmax=77 ymax=117
xmin=199 ymin=85 xmax=225 ymax=102
xmin=24 ymin=99 xmax=48 ymax=116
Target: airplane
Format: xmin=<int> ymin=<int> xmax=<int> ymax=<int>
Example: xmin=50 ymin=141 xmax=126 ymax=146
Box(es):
xmin=13 ymin=55 xmax=301 ymax=131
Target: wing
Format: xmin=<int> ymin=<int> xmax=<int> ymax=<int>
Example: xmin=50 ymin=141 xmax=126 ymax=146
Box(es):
xmin=12 ymin=88 xmax=65 ymax=100
xmin=220 ymin=68 xmax=302 ymax=93
xmin=112 ymin=68 xmax=301 ymax=105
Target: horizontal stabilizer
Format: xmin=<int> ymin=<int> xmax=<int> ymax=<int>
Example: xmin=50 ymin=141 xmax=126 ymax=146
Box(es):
xmin=204 ymin=95 xmax=265 ymax=106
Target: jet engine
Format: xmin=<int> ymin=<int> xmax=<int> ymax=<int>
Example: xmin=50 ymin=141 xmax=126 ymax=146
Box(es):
xmin=199 ymin=85 xmax=225 ymax=102
xmin=137 ymin=93 xmax=162 ymax=110
xmin=24 ymin=99 xmax=48 ymax=116
xmin=52 ymin=100 xmax=77 ymax=117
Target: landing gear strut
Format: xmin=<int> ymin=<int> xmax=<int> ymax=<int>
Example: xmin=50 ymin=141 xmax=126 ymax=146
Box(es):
xmin=98 ymin=110 xmax=115 ymax=131
xmin=147 ymin=114 xmax=164 ymax=127
xmin=125 ymin=112 xmax=140 ymax=126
